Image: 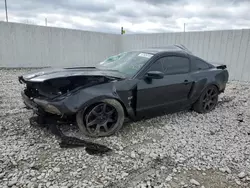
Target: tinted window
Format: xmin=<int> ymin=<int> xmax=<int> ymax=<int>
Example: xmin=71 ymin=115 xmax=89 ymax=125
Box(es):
xmin=160 ymin=56 xmax=190 ymax=74
xmin=147 ymin=60 xmax=164 ymax=72
xmin=194 ymin=58 xmax=210 ymax=70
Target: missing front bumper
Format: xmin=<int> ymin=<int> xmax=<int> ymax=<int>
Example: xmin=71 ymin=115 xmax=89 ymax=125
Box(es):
xmin=21 ymin=91 xmax=61 ymax=115
xmin=34 ymin=99 xmax=61 ymax=115
xmin=21 ymin=91 xmax=39 ymax=112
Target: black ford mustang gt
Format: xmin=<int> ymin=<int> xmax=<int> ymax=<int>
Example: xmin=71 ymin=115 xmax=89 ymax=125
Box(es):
xmin=19 ymin=44 xmax=229 ymax=137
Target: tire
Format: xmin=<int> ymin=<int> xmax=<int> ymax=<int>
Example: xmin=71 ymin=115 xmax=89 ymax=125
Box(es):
xmin=76 ymin=99 xmax=125 ymax=137
xmin=193 ymin=85 xmax=219 ymax=113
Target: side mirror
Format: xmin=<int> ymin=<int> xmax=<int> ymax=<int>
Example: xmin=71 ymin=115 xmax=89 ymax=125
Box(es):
xmin=145 ymin=71 xmax=164 ymax=79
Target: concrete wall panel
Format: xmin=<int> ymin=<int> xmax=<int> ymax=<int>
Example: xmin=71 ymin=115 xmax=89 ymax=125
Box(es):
xmin=236 ymin=30 xmax=249 ymax=81
xmin=230 ymin=30 xmax=243 ymax=80
xmin=0 ymin=22 xmax=120 ymax=67
xmin=242 ymin=32 xmax=250 ymax=82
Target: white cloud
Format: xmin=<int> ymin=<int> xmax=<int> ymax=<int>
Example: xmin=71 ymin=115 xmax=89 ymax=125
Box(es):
xmin=0 ymin=0 xmax=249 ymax=33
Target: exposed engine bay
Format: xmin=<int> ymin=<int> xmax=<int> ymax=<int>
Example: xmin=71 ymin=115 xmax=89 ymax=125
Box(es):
xmin=22 ymin=76 xmax=116 ymax=99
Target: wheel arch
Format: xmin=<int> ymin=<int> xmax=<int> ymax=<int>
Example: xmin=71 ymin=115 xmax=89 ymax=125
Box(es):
xmin=78 ymin=96 xmax=129 ymax=117
xmin=192 ymin=82 xmax=220 ymax=105
xmin=192 ymin=83 xmax=220 ymax=113
xmin=75 ymin=96 xmax=127 ymax=137
xmin=203 ymin=82 xmax=220 ymax=93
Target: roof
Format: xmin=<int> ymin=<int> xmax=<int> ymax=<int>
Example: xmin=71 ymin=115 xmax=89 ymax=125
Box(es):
xmin=135 ymin=44 xmax=193 ymax=55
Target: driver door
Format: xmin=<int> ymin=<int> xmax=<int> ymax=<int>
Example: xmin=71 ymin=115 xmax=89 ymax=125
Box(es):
xmin=136 ymin=55 xmax=193 ymax=117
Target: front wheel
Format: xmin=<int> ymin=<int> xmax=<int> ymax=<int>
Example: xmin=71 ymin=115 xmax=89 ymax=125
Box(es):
xmin=76 ymin=99 xmax=125 ymax=137
xmin=193 ymin=85 xmax=219 ymax=113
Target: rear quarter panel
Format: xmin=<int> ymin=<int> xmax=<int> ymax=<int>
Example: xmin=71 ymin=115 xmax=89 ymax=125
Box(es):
xmin=189 ymin=68 xmax=229 ymax=102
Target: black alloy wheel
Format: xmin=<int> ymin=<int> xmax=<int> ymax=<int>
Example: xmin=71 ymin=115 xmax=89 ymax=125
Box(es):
xmin=202 ymin=87 xmax=218 ymax=111
xmin=193 ymin=85 xmax=219 ymax=113
xmin=76 ymin=99 xmax=125 ymax=137
xmin=85 ymin=103 xmax=117 ymax=135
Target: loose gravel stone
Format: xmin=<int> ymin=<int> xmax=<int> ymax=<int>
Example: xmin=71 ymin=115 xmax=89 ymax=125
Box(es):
xmin=190 ymin=178 xmax=200 ymax=186
xmin=8 ymin=178 xmax=18 ymax=187
xmin=235 ymin=179 xmax=241 ymax=185
xmin=0 ymin=172 xmax=6 ymax=179
xmin=165 ymin=176 xmax=172 ymax=182
xmin=131 ymin=151 xmax=136 ymax=158
xmin=238 ymin=172 xmax=247 ymax=179
xmin=219 ymin=166 xmax=232 ymax=174
xmin=53 ymin=167 xmax=61 ymax=172
xmin=180 ymin=181 xmax=185 ymax=185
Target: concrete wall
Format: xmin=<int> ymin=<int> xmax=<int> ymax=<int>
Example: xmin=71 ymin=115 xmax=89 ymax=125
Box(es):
xmin=0 ymin=22 xmax=250 ymax=81
xmin=0 ymin=22 xmax=121 ymax=67
xmin=121 ymin=30 xmax=250 ymax=81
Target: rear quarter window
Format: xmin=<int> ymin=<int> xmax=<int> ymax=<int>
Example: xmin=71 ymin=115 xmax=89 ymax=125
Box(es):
xmin=194 ymin=58 xmax=210 ymax=70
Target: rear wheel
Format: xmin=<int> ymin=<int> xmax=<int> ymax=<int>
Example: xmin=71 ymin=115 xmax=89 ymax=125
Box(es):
xmin=193 ymin=85 xmax=219 ymax=113
xmin=76 ymin=99 xmax=125 ymax=137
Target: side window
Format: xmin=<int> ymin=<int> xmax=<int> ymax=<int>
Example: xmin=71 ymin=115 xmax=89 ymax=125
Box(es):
xmin=194 ymin=58 xmax=210 ymax=70
xmin=161 ymin=56 xmax=190 ymax=75
xmin=147 ymin=59 xmax=164 ymax=72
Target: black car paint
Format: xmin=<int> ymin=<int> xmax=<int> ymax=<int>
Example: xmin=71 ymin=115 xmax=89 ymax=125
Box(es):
xmin=19 ymin=47 xmax=229 ymax=121
xmin=132 ymin=51 xmax=193 ymax=116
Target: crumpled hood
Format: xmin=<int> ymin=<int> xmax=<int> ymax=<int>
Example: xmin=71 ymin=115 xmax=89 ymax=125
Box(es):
xmin=19 ymin=67 xmax=126 ymax=82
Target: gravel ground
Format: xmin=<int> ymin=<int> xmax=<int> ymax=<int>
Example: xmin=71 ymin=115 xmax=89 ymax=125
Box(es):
xmin=0 ymin=68 xmax=250 ymax=188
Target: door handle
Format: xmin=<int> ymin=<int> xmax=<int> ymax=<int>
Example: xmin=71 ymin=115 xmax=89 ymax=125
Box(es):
xmin=183 ymin=80 xmax=189 ymax=85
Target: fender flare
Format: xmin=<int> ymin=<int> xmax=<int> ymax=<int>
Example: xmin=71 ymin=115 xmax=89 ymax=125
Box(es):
xmin=201 ymin=83 xmax=220 ymax=93
xmin=191 ymin=82 xmax=220 ymax=104
xmin=77 ymin=95 xmax=128 ymax=117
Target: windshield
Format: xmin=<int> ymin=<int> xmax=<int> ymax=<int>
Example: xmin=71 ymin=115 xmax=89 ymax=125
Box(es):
xmin=96 ymin=51 xmax=154 ymax=77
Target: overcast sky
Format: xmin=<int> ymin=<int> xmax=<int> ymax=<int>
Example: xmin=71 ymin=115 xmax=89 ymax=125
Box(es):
xmin=0 ymin=0 xmax=250 ymax=34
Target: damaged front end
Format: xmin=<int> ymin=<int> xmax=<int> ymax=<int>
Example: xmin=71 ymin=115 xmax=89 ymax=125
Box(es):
xmin=19 ymin=74 xmax=118 ymax=116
